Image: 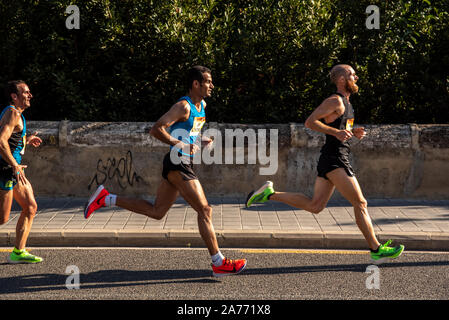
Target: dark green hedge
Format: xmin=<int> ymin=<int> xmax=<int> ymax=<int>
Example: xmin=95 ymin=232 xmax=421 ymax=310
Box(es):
xmin=0 ymin=0 xmax=447 ymax=124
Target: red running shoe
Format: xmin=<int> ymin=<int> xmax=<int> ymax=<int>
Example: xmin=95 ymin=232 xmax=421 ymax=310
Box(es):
xmin=212 ymin=258 xmax=247 ymax=277
xmin=84 ymin=185 xmax=109 ymax=219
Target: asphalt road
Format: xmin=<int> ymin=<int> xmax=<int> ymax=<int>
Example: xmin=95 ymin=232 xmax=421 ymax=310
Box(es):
xmin=0 ymin=247 xmax=448 ymax=301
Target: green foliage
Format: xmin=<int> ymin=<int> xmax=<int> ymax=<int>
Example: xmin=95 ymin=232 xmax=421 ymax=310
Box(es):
xmin=0 ymin=0 xmax=447 ymax=123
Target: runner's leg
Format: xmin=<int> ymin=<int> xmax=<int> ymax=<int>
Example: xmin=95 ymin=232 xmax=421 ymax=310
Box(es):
xmin=270 ymin=177 xmax=335 ymax=214
xmin=166 ymin=170 xmax=218 ymax=256
xmin=116 ymin=178 xmax=179 ymax=220
xmin=12 ymin=175 xmax=38 ymax=250
xmin=0 ymin=189 xmax=13 ymax=225
xmin=326 ymin=168 xmax=380 ymax=250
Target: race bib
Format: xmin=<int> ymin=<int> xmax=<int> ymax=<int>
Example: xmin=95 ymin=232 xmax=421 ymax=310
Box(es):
xmin=190 ymin=117 xmax=206 ymax=137
xmin=20 ymin=135 xmax=26 ymax=155
xmin=346 ymin=118 xmax=354 ymax=131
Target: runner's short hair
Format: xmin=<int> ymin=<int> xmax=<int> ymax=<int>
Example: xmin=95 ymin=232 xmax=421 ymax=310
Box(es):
xmin=187 ymin=66 xmax=211 ymax=90
xmin=5 ymin=80 xmax=26 ymax=104
xmin=329 ymin=65 xmax=350 ymax=85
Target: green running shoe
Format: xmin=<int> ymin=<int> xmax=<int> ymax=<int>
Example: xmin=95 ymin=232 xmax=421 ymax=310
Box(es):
xmin=7 ymin=248 xmax=43 ymax=264
xmin=370 ymin=240 xmax=404 ymax=265
xmin=246 ymin=181 xmax=275 ymax=208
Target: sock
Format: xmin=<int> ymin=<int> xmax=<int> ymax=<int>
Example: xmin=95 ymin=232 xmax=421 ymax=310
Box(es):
xmin=370 ymin=245 xmax=380 ymax=253
xmin=268 ymin=192 xmax=275 ymax=200
xmin=211 ymin=251 xmax=225 ymax=267
xmin=105 ymin=194 xmax=117 ymax=207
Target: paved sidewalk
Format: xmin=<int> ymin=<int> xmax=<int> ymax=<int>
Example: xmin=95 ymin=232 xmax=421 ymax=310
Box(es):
xmin=1 ymin=197 xmax=448 ymax=250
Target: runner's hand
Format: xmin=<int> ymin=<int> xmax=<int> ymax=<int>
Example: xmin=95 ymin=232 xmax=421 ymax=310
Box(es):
xmin=353 ymin=127 xmax=367 ymax=140
xmin=335 ymin=130 xmax=353 ymax=142
xmin=201 ymin=136 xmax=214 ymax=150
xmin=190 ymin=143 xmax=200 ymax=155
xmin=180 ymin=142 xmax=199 ymax=155
xmin=27 ymin=131 xmax=42 ymax=147
xmin=13 ymin=164 xmax=27 ymax=184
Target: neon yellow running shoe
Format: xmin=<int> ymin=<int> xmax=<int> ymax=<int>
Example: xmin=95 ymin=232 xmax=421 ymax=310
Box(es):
xmin=370 ymin=240 xmax=404 ymax=265
xmin=246 ymin=181 xmax=275 ymax=208
xmin=7 ymin=248 xmax=43 ymax=264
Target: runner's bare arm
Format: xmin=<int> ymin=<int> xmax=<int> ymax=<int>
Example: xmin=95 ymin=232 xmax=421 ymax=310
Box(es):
xmin=305 ymin=96 xmax=353 ymax=142
xmin=0 ymin=108 xmax=27 ymax=183
xmin=150 ymin=100 xmax=190 ymax=147
xmin=0 ymin=109 xmax=22 ymax=167
xmin=197 ymin=99 xmax=213 ymax=146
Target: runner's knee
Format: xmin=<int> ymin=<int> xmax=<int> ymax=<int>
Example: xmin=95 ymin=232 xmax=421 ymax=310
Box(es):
xmin=354 ymin=198 xmax=368 ymax=212
xmin=23 ymin=202 xmax=38 ymax=217
xmin=353 ymin=199 xmax=369 ymax=221
xmin=153 ymin=207 xmax=169 ymax=220
xmin=197 ymin=205 xmax=212 ymax=222
xmin=310 ymin=202 xmax=326 ymax=214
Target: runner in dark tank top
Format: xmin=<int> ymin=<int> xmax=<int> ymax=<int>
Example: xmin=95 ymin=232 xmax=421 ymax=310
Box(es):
xmin=320 ymin=92 xmax=354 ymax=157
xmin=246 ymin=64 xmax=405 ymax=264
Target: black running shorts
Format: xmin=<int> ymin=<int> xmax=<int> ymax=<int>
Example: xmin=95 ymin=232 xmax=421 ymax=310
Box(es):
xmin=0 ymin=165 xmax=17 ymax=191
xmin=162 ymin=152 xmax=198 ymax=181
xmin=317 ymin=153 xmax=355 ymax=180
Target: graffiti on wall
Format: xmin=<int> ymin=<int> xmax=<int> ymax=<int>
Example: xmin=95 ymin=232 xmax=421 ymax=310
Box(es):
xmin=88 ymin=150 xmax=143 ymax=190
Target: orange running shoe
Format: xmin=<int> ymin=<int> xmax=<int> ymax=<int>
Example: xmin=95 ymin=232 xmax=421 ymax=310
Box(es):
xmin=212 ymin=258 xmax=247 ymax=277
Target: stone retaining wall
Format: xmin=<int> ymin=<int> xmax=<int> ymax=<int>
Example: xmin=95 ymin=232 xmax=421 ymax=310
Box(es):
xmin=22 ymin=121 xmax=449 ymax=199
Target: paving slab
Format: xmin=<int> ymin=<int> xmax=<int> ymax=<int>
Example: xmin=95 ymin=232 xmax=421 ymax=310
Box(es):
xmin=0 ymin=197 xmax=448 ymax=250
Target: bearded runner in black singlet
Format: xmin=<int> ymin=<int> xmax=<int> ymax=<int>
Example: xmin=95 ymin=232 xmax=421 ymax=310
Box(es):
xmin=246 ymin=65 xmax=404 ymax=264
xmin=317 ymin=91 xmax=355 ymax=179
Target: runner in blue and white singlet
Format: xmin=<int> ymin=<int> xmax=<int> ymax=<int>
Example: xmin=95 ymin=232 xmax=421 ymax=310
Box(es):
xmin=169 ymin=95 xmax=206 ymax=158
xmin=84 ymin=67 xmax=247 ymax=277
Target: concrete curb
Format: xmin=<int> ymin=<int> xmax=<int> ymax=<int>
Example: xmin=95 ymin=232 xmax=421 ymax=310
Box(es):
xmin=2 ymin=230 xmax=448 ymax=251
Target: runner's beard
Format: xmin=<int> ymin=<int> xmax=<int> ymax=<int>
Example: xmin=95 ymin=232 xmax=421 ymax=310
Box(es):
xmin=346 ymin=80 xmax=358 ymax=94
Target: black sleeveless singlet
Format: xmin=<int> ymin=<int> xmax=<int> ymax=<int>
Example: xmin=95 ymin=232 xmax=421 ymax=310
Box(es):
xmin=320 ymin=92 xmax=354 ymax=157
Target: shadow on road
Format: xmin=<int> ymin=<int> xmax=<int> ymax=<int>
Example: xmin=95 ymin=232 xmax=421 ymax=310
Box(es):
xmin=244 ymin=259 xmax=449 ymax=276
xmin=0 ymin=268 xmax=217 ymax=295
xmin=1 ymin=259 xmax=448 ymax=295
